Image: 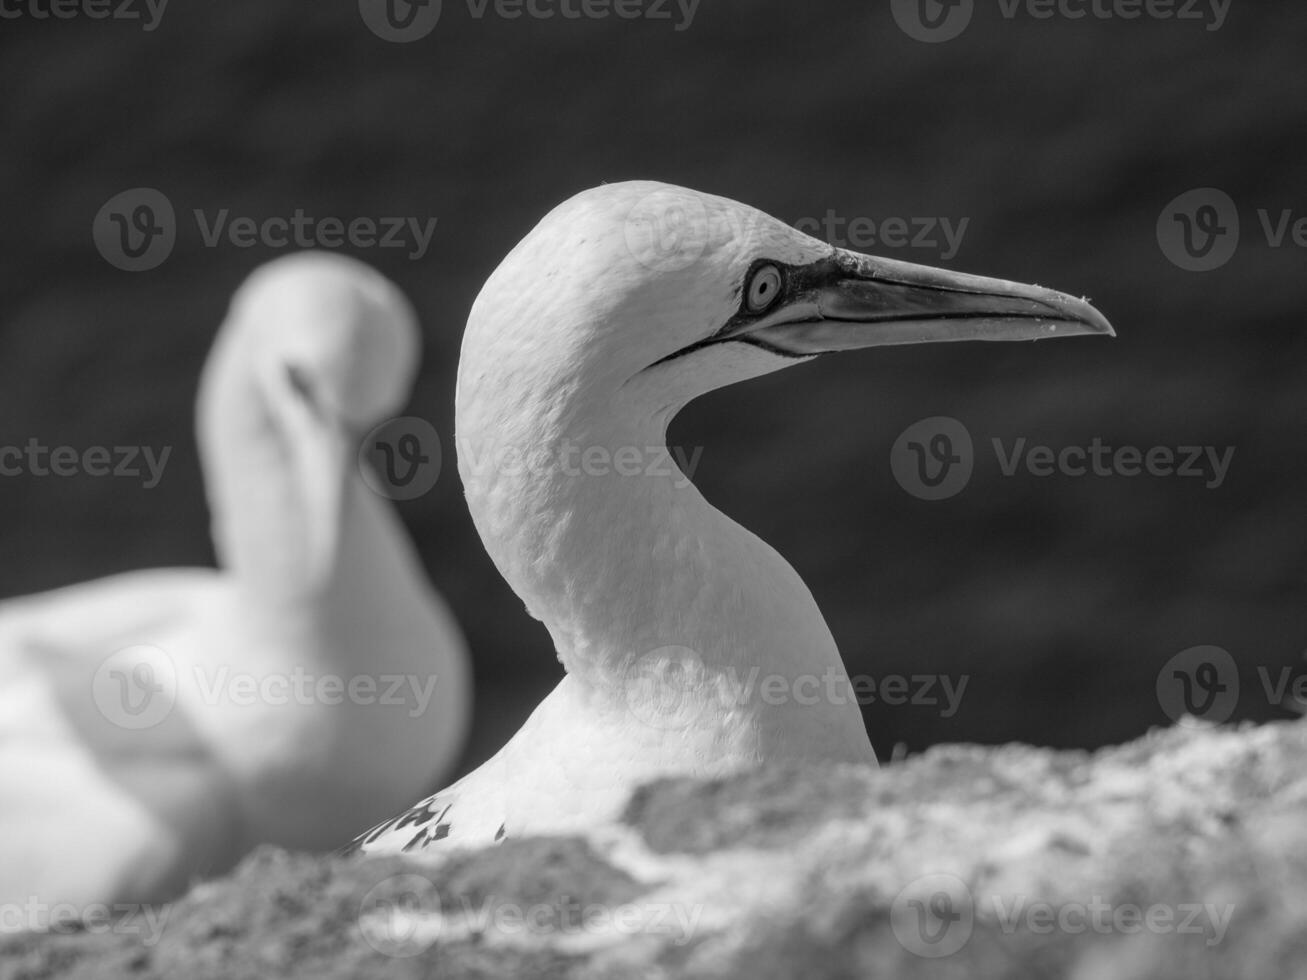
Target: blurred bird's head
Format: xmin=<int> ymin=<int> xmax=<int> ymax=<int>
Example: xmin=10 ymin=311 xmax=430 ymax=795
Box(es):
xmin=230 ymin=251 xmax=420 ymax=434
xmin=208 ymin=252 xmax=422 ymax=588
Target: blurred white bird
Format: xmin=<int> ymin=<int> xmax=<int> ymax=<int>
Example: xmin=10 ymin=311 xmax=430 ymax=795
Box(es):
xmin=0 ymin=253 xmax=470 ymax=911
xmin=350 ymin=181 xmax=1113 ymax=858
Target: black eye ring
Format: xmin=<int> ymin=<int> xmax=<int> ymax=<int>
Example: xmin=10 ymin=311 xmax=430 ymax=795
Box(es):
xmin=745 ymin=264 xmax=783 ymax=314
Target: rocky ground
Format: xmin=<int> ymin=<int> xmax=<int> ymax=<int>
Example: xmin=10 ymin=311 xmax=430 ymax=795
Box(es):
xmin=3 ymin=719 xmax=1304 ymax=979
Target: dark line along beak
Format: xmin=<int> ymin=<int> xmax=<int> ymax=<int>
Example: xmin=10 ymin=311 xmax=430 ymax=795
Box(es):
xmin=726 ymin=251 xmax=1114 ymax=357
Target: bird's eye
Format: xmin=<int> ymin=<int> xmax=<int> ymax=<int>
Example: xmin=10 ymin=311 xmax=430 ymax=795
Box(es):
xmin=745 ymin=264 xmax=783 ymax=314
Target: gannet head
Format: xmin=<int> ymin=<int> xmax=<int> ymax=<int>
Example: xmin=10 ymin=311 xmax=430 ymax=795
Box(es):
xmin=214 ymin=252 xmax=421 ymax=587
xmin=460 ymin=181 xmax=1112 ymax=430
xmin=231 ymin=252 xmax=420 ymax=431
xmin=457 ymin=182 xmax=1113 ymax=681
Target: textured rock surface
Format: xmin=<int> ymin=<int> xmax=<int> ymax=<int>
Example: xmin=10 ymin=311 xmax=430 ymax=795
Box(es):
xmin=4 ymin=720 xmax=1304 ymax=979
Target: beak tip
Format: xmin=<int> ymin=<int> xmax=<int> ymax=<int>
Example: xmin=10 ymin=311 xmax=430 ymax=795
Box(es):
xmin=1091 ymin=311 xmax=1116 ymax=340
xmin=1066 ymin=294 xmax=1115 ymax=339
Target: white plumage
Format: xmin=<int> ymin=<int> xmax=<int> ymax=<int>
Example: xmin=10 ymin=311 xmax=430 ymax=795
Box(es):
xmin=351 ymin=181 xmax=1112 ymax=857
xmin=0 ymin=253 xmax=470 ymax=910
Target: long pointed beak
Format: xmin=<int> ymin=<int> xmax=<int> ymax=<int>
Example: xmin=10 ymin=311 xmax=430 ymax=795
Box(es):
xmin=736 ymin=250 xmax=1114 ymax=355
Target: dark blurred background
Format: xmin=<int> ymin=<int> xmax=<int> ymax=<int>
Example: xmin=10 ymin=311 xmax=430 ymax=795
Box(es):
xmin=2 ymin=1 xmax=1305 ymax=782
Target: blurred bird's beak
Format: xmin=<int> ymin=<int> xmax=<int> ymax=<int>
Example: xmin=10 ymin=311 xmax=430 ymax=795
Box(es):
xmin=275 ymin=365 xmax=350 ymax=589
xmin=732 ymin=250 xmax=1114 ymax=355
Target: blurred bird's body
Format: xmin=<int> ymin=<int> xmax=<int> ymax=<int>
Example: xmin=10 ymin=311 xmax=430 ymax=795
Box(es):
xmin=0 ymin=254 xmax=470 ymax=912
xmin=352 ymin=182 xmax=1113 ymax=859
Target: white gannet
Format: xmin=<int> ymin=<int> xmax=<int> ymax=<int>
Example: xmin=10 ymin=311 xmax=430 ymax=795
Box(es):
xmin=0 ymin=253 xmax=470 ymax=910
xmin=350 ymin=181 xmax=1113 ymax=857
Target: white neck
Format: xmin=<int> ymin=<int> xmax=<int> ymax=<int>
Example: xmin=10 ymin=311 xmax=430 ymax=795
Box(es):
xmin=196 ymin=325 xmax=326 ymax=602
xmin=195 ymin=325 xmax=438 ymax=643
xmin=456 ymin=378 xmax=873 ymax=765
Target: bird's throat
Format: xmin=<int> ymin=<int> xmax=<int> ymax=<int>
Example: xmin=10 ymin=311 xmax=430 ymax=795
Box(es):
xmin=456 ymin=409 xmax=874 ymax=763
